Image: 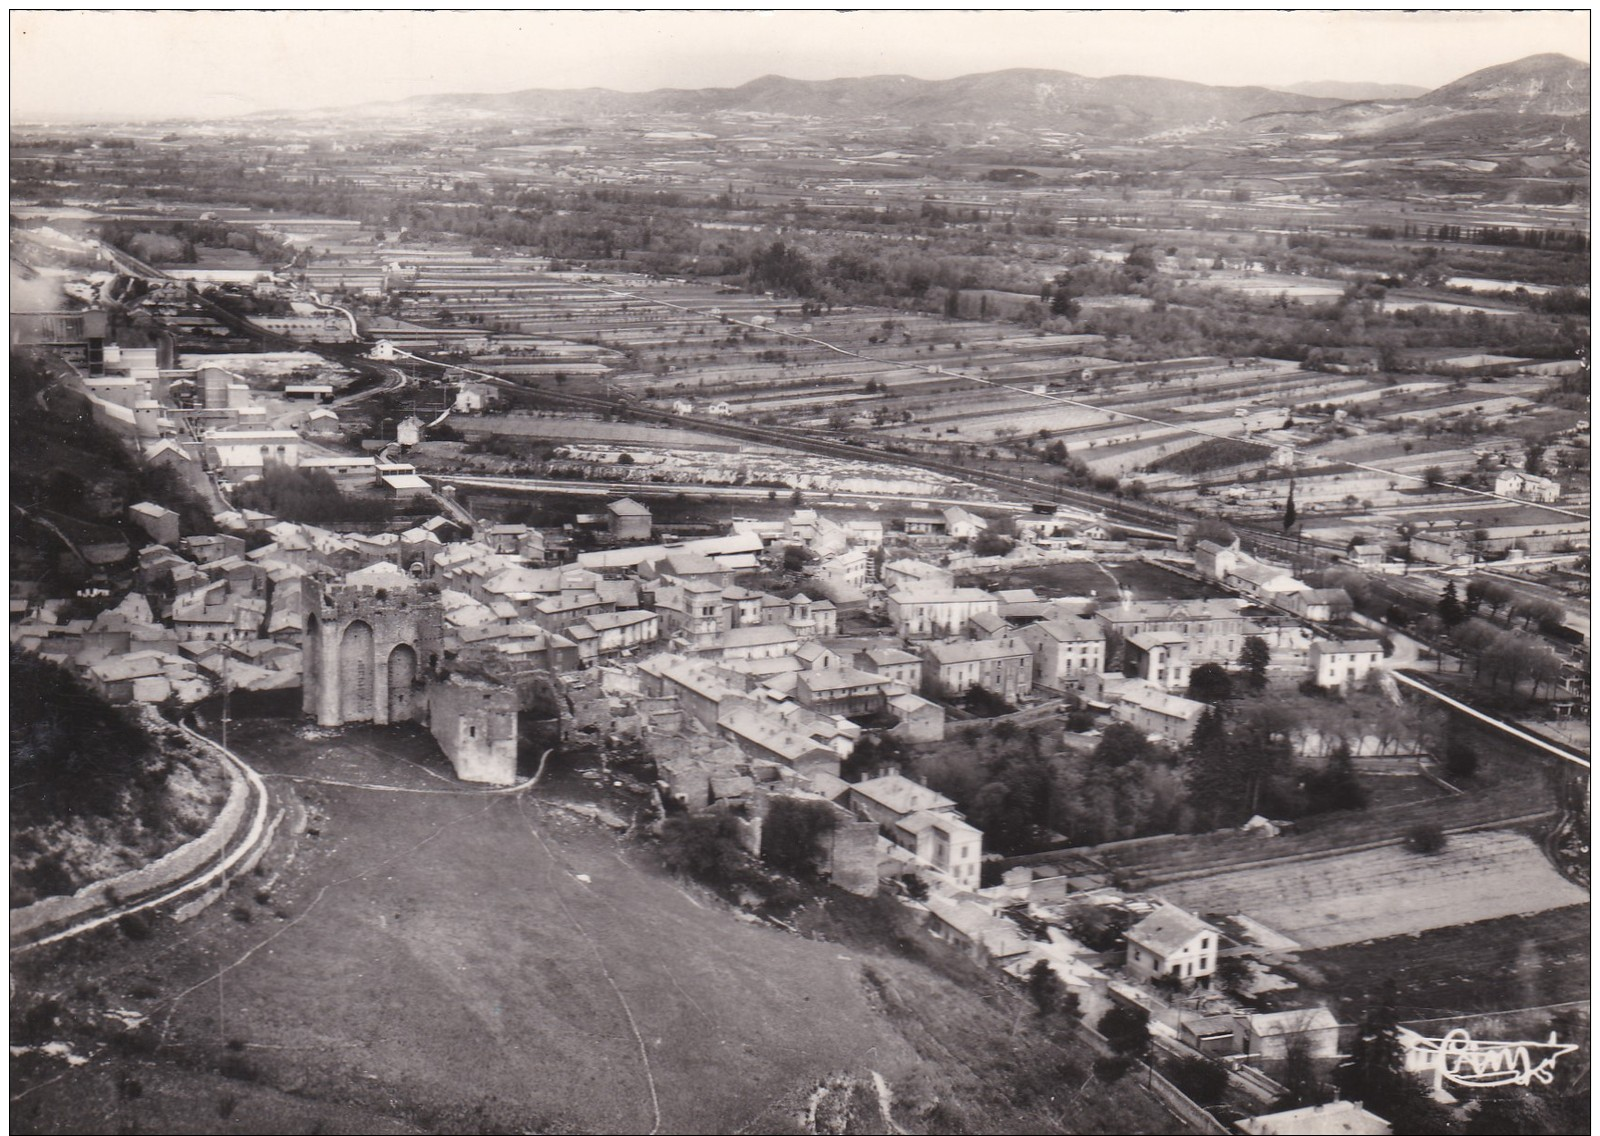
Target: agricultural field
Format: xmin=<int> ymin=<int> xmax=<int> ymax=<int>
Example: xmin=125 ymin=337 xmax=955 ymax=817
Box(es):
xmin=1154 ymin=829 xmax=1588 ymax=950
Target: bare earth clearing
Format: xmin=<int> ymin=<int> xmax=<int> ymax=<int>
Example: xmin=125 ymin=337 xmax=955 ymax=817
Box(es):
xmin=1154 ymin=829 xmax=1588 ymax=950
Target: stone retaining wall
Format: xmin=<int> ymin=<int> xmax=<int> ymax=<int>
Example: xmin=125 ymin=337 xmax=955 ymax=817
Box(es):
xmin=10 ymin=745 xmax=250 ymax=945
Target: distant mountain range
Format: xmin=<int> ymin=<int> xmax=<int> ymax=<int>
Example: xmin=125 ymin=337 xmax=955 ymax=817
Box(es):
xmin=391 ymin=68 xmax=1347 ymax=136
xmin=305 ymin=53 xmax=1587 ymax=146
xmin=1247 ymin=53 xmax=1589 ymax=141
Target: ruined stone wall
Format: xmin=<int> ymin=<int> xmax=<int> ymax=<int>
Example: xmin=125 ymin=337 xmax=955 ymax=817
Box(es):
xmin=825 ymin=816 xmax=881 ymax=897
xmin=744 ymin=791 xmax=880 ymax=898
xmin=428 ymin=677 xmax=520 ymax=785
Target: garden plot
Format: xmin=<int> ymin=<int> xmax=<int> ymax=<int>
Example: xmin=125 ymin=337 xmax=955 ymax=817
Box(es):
xmin=1176 ymin=375 xmax=1369 ymax=415
xmin=1381 ymin=295 xmax=1519 ymax=316
xmin=1189 ymin=271 xmax=1347 ymax=301
xmin=1376 ymin=393 xmax=1539 ymax=423
xmin=1154 ymin=829 xmax=1588 ymax=951
xmin=1310 ymin=434 xmax=1465 ymax=466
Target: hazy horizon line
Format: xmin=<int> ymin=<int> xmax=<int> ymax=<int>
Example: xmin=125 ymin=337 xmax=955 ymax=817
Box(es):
xmin=12 ymin=49 xmax=1589 ymax=129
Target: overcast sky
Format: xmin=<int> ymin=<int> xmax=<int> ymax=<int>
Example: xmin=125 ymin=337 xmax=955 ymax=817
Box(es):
xmin=11 ymin=9 xmax=1591 ymax=123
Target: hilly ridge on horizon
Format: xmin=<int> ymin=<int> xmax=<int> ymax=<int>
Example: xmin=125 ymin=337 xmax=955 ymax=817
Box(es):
xmin=398 ymin=66 xmax=1344 ymax=135
xmin=1245 ymin=53 xmax=1589 ymax=142
xmin=366 ymin=52 xmax=1588 ymax=142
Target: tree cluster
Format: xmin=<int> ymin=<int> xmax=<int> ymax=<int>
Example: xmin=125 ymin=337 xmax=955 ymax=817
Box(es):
xmin=759 ymin=796 xmax=838 ymax=878
xmin=11 ymin=651 xmax=157 ymax=823
xmin=234 ymin=462 xmax=393 ymax=525
xmin=1185 ymin=699 xmax=1371 ymax=830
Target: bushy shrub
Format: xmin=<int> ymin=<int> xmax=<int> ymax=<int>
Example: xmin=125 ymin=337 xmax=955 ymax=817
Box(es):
xmin=11 ymin=651 xmax=155 ymax=822
xmin=1166 ymin=1055 xmax=1229 ymax=1105
xmin=1444 ymin=739 xmax=1479 ymax=780
xmin=1099 ymin=1004 xmax=1151 ymax=1055
xmin=658 ymin=811 xmax=746 ymax=885
xmin=760 ymin=797 xmax=837 ymax=878
xmin=1405 ymin=822 xmax=1447 ymax=854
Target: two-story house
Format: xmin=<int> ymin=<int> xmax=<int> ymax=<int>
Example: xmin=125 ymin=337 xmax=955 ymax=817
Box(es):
xmin=1307 ymin=639 xmax=1385 ymax=689
xmin=793 ymin=666 xmax=894 ymax=719
xmin=855 ymin=645 xmax=923 ymax=692
xmin=1125 ymin=904 xmax=1219 ymax=985
xmin=1124 ymin=632 xmax=1192 ymax=692
xmin=846 ymin=773 xmax=983 ymax=891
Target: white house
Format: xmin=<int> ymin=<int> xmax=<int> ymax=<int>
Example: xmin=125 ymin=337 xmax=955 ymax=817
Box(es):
xmin=1125 ymin=904 xmax=1219 ymax=985
xmin=1107 ymin=679 xmax=1207 ymax=745
xmin=847 ymin=773 xmax=983 ymax=891
xmin=1124 ymin=632 xmax=1192 ymax=692
xmin=1494 ymin=469 xmax=1560 ymax=504
xmin=942 ymin=505 xmax=988 ymax=541
xmin=1307 ymin=639 xmax=1384 ymax=689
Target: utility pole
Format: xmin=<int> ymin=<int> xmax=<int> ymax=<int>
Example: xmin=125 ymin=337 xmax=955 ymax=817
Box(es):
xmin=221 ymin=650 xmax=230 ymax=751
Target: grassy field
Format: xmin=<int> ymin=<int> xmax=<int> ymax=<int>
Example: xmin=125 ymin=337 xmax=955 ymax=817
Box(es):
xmin=1146 ymin=436 xmax=1264 ymax=476
xmin=12 ymin=721 xmax=1177 ymax=1135
xmin=1276 ymin=905 xmax=1590 ymax=1021
xmin=990 ymin=559 xmax=1228 ymax=601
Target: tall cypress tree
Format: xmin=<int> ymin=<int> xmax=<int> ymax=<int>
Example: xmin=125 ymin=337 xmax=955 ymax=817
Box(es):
xmin=1438 ymin=581 xmax=1466 ymax=628
xmin=1339 ymin=984 xmax=1407 ymax=1113
xmin=1282 ymin=481 xmax=1298 ymax=533
xmin=1184 ymin=705 xmax=1240 ymax=830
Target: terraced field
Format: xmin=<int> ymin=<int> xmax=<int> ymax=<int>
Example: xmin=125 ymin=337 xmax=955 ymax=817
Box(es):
xmin=1155 ymin=829 xmax=1587 ymax=949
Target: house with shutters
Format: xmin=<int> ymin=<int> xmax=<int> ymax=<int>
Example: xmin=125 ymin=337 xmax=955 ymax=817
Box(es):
xmin=887 ymin=585 xmax=998 ymax=639
xmin=1124 ymin=632 xmax=1192 ymax=692
xmin=793 ymin=666 xmax=894 ymax=718
xmin=855 ymin=645 xmax=923 ymax=691
xmin=920 ymin=636 xmax=1033 ymax=702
